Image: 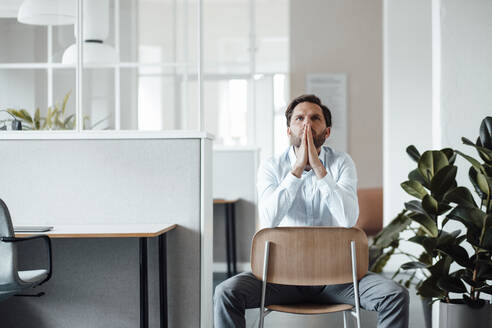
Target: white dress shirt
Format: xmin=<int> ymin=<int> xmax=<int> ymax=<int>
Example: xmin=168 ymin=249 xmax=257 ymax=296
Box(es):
xmin=257 ymin=145 xmax=359 ymax=229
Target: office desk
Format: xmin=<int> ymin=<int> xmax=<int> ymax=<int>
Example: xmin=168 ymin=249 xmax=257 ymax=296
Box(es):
xmin=213 ymin=199 xmax=239 ymax=277
xmin=16 ymin=224 xmax=177 ymax=328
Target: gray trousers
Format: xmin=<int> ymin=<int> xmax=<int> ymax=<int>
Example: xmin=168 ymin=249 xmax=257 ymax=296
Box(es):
xmin=214 ymin=271 xmax=409 ymax=328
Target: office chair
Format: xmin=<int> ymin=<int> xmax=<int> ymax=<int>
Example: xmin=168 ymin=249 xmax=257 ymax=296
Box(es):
xmin=251 ymin=227 xmax=368 ymax=328
xmin=0 ymin=199 xmax=52 ymax=301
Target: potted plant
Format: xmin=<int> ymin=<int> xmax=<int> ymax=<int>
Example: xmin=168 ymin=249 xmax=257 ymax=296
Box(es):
xmin=0 ymin=91 xmax=109 ymax=130
xmin=371 ymin=116 xmax=492 ymax=328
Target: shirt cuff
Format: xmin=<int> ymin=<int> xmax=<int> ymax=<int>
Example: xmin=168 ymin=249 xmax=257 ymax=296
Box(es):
xmin=317 ymin=173 xmax=336 ymax=195
xmin=279 ymin=171 xmax=303 ymax=193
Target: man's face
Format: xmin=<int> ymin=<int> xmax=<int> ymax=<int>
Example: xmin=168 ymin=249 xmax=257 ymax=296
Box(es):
xmin=287 ymin=102 xmax=330 ymax=149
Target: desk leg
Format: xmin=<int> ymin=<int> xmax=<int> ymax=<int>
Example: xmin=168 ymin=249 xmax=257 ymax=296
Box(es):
xmin=225 ymin=204 xmax=232 ymax=278
xmin=139 ymin=237 xmax=149 ymax=328
xmin=230 ymin=203 xmax=237 ymax=276
xmin=159 ymin=234 xmax=168 ymax=328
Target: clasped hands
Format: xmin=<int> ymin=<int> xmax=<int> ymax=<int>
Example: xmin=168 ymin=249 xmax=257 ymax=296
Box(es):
xmin=291 ymin=123 xmax=327 ymax=179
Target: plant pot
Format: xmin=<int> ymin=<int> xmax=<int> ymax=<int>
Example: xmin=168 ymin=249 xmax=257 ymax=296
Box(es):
xmin=439 ymin=300 xmax=492 ymax=328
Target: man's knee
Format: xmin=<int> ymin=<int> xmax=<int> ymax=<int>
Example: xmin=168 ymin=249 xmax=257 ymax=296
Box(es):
xmin=214 ymin=281 xmax=233 ymax=303
xmin=214 ymin=278 xmax=245 ymax=307
xmin=382 ymin=283 xmax=409 ymax=309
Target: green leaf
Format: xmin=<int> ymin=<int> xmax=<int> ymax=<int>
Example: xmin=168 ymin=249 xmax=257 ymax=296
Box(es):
xmin=409 ymin=235 xmax=436 ymax=254
xmin=19 ymin=109 xmax=33 ymax=123
xmin=446 ymin=206 xmax=485 ymax=232
xmin=64 ymin=114 xmax=75 ymax=126
xmin=34 ymin=108 xmax=40 ymax=130
xmin=443 ymin=187 xmax=478 ymax=208
xmin=441 ymin=148 xmax=457 ymax=165
xmin=436 ymin=203 xmax=452 ymax=216
xmin=462 ymin=137 xmax=492 ymax=164
xmin=401 ymin=261 xmax=428 ymax=270
xmin=479 ymin=117 xmax=492 ymax=149
xmin=477 ymin=285 xmax=492 ymax=295
xmin=418 ymin=151 xmax=449 ymax=183
xmin=401 ymin=180 xmax=428 ymax=199
xmin=418 ymin=252 xmax=433 ymax=265
xmin=429 ymin=257 xmax=452 ymax=276
xmin=476 ymin=172 xmax=490 ymax=197
xmin=417 ymin=276 xmax=446 ymax=298
xmin=370 ymin=249 xmax=394 ymax=273
xmin=476 ymin=258 xmax=492 ymax=279
xmin=430 ymin=165 xmax=458 ymax=201
xmin=422 ymin=195 xmax=438 ymax=215
xmin=408 ymin=212 xmax=438 ymax=237
xmin=372 ymin=211 xmax=411 ymax=248
xmin=456 ymin=150 xmax=485 ymax=174
xmin=469 ymin=167 xmax=486 ymax=200
xmin=408 ymin=169 xmax=429 ymax=189
xmin=481 ymin=227 xmax=492 ymax=251
xmin=61 ymin=90 xmax=71 ymax=116
xmin=437 ymin=244 xmax=470 ymax=268
xmin=466 ymin=230 xmax=482 ymax=249
xmin=437 ymin=276 xmax=467 ymax=293
xmin=405 ymin=200 xmax=426 ymax=214
xmin=454 ymin=268 xmax=485 ymax=288
xmin=436 ymin=230 xmax=461 ymax=247
xmin=406 ymin=145 xmax=421 ymax=163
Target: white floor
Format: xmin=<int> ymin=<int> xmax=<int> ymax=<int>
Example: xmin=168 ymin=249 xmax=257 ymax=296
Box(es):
xmin=214 ymin=273 xmax=426 ymax=328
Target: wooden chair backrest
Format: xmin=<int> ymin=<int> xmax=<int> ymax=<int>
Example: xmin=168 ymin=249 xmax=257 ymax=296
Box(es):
xmin=250 ymin=227 xmax=368 ymax=286
xmin=355 ymin=188 xmax=383 ymax=236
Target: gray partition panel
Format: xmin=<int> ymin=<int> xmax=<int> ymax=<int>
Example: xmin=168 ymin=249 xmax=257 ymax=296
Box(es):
xmin=0 ymin=138 xmax=202 ymax=327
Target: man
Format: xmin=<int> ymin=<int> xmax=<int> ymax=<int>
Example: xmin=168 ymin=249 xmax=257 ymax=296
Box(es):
xmin=214 ymin=94 xmax=409 ymax=328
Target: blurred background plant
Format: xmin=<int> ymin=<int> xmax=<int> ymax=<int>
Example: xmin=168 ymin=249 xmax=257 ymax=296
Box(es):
xmin=0 ymin=91 xmax=110 ymax=130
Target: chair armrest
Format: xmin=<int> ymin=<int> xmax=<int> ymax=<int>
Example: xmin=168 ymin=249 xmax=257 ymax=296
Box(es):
xmin=1 ymin=235 xmax=52 ymax=285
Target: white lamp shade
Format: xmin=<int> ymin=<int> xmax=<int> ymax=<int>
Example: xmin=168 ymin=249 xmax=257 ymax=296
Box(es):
xmin=62 ymin=42 xmax=117 ymax=65
xmin=18 ymin=0 xmax=75 ymax=26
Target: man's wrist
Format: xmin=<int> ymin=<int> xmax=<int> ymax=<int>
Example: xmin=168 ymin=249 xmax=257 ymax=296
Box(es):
xmin=291 ymin=167 xmax=303 ymax=178
xmin=313 ymin=165 xmax=327 ymax=179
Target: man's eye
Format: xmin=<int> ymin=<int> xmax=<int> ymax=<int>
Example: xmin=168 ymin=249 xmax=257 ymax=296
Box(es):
xmin=296 ymin=117 xmax=302 ymax=120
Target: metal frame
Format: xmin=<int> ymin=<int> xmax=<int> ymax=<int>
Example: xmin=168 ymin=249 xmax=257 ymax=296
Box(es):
xmin=258 ymin=241 xmax=271 ymax=328
xmin=138 ymin=234 xmax=168 ymax=328
xmin=257 ymin=240 xmax=362 ymax=328
xmin=224 ymin=202 xmax=238 ymax=277
xmin=1 ymin=234 xmax=53 ymax=286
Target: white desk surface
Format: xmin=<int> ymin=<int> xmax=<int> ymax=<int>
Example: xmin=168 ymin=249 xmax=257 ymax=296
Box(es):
xmin=15 ymin=224 xmax=177 ymax=238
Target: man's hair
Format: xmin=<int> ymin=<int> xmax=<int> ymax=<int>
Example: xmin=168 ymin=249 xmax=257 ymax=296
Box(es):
xmin=284 ymin=94 xmax=332 ymax=128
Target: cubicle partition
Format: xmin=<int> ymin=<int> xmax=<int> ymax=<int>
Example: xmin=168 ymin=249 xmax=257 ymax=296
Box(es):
xmin=0 ymin=131 xmax=213 ymax=328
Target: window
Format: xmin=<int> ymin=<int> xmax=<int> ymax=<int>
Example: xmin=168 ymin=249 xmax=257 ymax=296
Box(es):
xmin=0 ymin=0 xmax=199 ymax=131
xmin=202 ymin=0 xmax=289 ymax=160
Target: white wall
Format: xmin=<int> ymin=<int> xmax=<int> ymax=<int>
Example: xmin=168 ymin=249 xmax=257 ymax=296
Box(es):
xmin=440 ymin=0 xmax=492 ymax=162
xmin=383 ymin=0 xmax=433 ymax=227
xmin=290 ymin=0 xmax=383 ymax=188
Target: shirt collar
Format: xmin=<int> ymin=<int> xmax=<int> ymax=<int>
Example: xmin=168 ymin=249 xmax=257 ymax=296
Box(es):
xmin=288 ymin=145 xmax=326 ymax=169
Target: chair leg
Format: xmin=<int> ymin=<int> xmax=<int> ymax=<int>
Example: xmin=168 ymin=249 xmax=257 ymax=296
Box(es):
xmin=258 ymin=241 xmax=270 ymax=328
xmin=350 ymin=241 xmax=362 ymax=328
xmin=343 ymin=311 xmax=348 ymax=328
